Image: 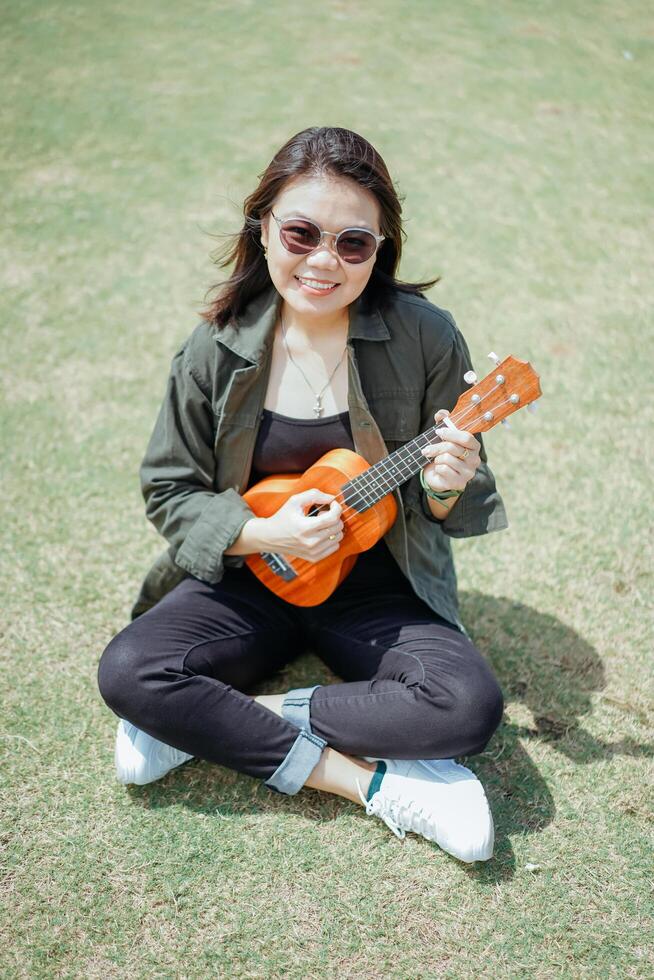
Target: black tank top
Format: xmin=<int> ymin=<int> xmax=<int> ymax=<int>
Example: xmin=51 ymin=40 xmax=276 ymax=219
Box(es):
xmin=249 ymin=409 xmax=355 ymax=484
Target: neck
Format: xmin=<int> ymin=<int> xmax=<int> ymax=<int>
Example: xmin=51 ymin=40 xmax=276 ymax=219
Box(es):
xmin=280 ymin=302 xmax=349 ymax=340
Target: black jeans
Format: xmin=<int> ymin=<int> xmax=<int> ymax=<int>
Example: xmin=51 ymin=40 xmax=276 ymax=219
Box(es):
xmin=97 ymin=541 xmax=503 ymax=788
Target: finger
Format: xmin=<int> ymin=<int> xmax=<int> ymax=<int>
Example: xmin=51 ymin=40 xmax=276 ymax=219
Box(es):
xmin=305 ymin=510 xmax=344 ymax=533
xmin=316 ymin=535 xmax=343 ymax=558
xmin=427 ymin=462 xmax=468 ymax=491
xmin=433 ymin=449 xmax=479 ymax=475
xmin=305 ymin=539 xmax=341 ymax=563
xmin=421 ymin=438 xmax=480 ymax=461
xmin=318 ymin=525 xmax=346 ymax=545
xmin=436 ymin=425 xmax=479 ymax=448
xmin=320 ymin=537 xmax=343 ymax=558
xmin=322 ymin=525 xmax=344 ymax=541
xmin=421 ymin=440 xmax=454 ymax=459
xmin=305 ymin=524 xmax=343 ymax=549
xmin=293 ymin=488 xmax=336 ymax=508
xmin=434 ymin=427 xmax=478 ymax=450
xmin=328 ymin=499 xmax=343 ymax=518
xmin=431 ymin=453 xmax=473 ymax=475
xmin=433 ymin=408 xmax=450 ymax=424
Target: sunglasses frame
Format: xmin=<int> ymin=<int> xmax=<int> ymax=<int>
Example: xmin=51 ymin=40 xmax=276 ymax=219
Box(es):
xmin=270 ymin=211 xmax=385 ymax=263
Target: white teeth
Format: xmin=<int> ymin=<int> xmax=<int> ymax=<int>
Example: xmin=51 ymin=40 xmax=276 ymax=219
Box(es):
xmin=296 ymin=277 xmax=337 ymax=290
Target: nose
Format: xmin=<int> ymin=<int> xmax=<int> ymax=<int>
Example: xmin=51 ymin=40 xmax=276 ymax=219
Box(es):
xmin=305 ymin=237 xmax=340 ymax=269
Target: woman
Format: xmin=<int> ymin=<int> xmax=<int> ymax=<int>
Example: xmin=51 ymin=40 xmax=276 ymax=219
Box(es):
xmin=97 ymin=126 xmax=507 ymax=863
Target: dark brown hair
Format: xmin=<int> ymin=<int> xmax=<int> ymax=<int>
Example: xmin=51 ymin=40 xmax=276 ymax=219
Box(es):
xmin=202 ymin=126 xmax=439 ymax=327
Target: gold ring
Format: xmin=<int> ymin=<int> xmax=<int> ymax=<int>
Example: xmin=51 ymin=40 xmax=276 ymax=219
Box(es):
xmin=329 ymin=534 xmax=336 ymax=541
xmin=461 ymin=449 xmax=470 ymax=459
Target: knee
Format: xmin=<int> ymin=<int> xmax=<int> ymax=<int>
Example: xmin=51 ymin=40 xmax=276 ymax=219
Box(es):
xmin=464 ymin=674 xmax=504 ymax=752
xmin=417 ymin=670 xmax=504 ymax=758
xmin=451 ymin=669 xmax=504 ymax=754
xmin=97 ymin=632 xmax=143 ymax=718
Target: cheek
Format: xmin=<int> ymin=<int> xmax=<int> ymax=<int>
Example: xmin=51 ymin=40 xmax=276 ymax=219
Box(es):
xmin=269 ymin=250 xmax=298 ymax=280
xmin=348 ymin=263 xmax=375 ymax=292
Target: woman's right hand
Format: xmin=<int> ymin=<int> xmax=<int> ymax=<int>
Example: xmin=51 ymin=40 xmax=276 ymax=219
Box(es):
xmin=255 ymin=488 xmax=344 ymax=562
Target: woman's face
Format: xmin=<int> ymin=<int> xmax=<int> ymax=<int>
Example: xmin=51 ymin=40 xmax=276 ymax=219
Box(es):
xmin=260 ymin=174 xmax=382 ymax=321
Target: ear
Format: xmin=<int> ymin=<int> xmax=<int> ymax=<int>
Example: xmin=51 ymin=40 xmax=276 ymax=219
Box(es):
xmin=260 ymin=212 xmax=269 ymax=250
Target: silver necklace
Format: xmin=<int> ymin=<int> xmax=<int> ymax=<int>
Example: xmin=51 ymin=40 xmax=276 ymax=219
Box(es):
xmin=279 ymin=313 xmax=348 ymax=418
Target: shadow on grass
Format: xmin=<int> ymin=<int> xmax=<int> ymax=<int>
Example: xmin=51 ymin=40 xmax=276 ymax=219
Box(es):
xmin=461 ymin=590 xmax=652 ymax=764
xmin=459 ymin=591 xmax=653 ymax=883
xmin=125 ymin=591 xmax=652 ymax=882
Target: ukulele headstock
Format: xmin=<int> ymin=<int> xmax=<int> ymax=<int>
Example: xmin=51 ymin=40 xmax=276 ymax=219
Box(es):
xmin=451 ymin=356 xmax=542 ymax=433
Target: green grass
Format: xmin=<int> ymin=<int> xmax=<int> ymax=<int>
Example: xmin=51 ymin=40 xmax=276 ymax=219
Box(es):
xmin=1 ymin=1 xmax=652 ymax=976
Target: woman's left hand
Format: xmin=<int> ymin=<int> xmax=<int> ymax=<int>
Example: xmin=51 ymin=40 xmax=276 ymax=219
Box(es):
xmin=420 ymin=409 xmax=481 ymax=493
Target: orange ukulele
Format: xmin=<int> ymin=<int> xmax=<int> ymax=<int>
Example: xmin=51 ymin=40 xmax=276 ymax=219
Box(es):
xmin=243 ymin=355 xmax=541 ymax=606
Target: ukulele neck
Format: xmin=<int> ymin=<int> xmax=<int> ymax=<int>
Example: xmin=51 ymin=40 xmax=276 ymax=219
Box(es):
xmin=340 ymin=426 xmax=444 ymax=512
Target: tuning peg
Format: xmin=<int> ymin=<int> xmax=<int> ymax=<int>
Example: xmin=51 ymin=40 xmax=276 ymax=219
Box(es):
xmin=527 ymin=400 xmax=539 ymax=415
xmin=463 ymin=370 xmax=477 ymax=384
xmin=501 ymin=419 xmax=511 ymax=429
xmin=488 ymin=351 xmax=501 ymax=365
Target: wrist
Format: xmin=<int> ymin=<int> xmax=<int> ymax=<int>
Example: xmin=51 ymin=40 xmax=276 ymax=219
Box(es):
xmin=419 ymin=466 xmax=464 ymax=501
xmin=224 ymin=517 xmax=269 ymax=555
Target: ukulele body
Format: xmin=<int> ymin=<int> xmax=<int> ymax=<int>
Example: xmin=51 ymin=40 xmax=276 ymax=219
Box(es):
xmin=243 ymin=448 xmax=398 ymax=606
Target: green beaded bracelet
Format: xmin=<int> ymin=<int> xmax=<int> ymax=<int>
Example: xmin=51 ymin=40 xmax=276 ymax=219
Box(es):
xmin=419 ymin=466 xmax=463 ymax=501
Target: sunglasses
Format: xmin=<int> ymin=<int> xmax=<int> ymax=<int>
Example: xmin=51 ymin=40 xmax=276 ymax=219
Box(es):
xmin=270 ymin=211 xmax=385 ymax=264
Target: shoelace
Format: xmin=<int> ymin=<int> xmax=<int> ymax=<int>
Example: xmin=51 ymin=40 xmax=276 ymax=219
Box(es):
xmin=356 ymin=779 xmax=436 ymax=842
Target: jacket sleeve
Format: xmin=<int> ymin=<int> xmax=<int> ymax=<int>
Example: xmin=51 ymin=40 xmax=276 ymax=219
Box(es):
xmin=139 ymin=345 xmax=255 ymax=582
xmin=418 ymin=311 xmax=509 ymax=538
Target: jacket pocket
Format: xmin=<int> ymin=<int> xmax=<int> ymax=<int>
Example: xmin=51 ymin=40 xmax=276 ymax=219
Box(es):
xmin=366 ymin=392 xmax=422 ymax=444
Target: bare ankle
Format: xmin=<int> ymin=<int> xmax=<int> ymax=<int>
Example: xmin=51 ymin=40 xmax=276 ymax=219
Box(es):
xmin=304 ymin=748 xmax=376 ymax=805
xmin=254 ymin=694 xmax=376 ymax=805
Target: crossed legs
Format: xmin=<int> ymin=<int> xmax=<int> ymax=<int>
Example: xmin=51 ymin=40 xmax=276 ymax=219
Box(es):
xmin=98 ymin=563 xmax=502 ymax=799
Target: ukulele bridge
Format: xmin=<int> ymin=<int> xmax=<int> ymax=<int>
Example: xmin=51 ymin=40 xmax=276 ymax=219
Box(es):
xmin=260 ymin=552 xmax=298 ymax=581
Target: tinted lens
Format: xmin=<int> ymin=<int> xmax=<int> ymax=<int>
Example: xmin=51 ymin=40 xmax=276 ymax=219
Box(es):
xmin=336 ymin=231 xmax=377 ymax=264
xmin=279 ymin=219 xmax=322 ymax=254
xmin=279 ymin=219 xmax=378 ymax=263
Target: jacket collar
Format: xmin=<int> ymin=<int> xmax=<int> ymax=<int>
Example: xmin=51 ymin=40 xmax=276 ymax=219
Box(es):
xmin=213 ymin=285 xmax=391 ymax=364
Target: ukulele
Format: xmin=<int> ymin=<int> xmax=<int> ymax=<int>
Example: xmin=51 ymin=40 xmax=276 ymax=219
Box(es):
xmin=243 ymin=355 xmax=541 ymax=606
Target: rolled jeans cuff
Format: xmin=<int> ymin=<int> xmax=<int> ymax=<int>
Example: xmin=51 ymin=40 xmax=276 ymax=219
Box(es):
xmin=281 ymin=684 xmax=321 ymax=733
xmin=264 ymin=729 xmax=327 ymax=796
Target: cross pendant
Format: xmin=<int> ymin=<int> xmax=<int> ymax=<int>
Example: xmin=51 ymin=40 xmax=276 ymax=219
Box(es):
xmin=313 ymin=397 xmax=323 ymax=418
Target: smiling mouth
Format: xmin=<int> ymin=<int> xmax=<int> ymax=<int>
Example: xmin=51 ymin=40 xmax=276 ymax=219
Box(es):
xmin=295 ymin=276 xmax=340 ymax=291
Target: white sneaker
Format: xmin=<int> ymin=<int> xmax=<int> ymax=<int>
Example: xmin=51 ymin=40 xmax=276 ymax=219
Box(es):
xmin=358 ymin=757 xmax=494 ymax=863
xmin=114 ymin=719 xmax=194 ymax=786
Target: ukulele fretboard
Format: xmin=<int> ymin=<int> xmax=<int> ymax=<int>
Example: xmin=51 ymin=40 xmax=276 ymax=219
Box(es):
xmin=341 ymin=425 xmax=445 ymax=512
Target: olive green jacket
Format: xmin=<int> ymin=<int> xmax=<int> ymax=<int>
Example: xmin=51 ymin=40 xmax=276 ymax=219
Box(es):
xmin=132 ymin=285 xmax=508 ymax=628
